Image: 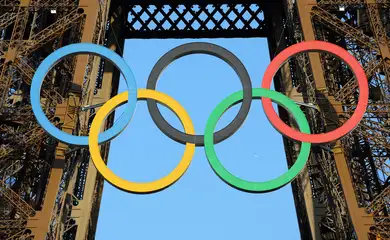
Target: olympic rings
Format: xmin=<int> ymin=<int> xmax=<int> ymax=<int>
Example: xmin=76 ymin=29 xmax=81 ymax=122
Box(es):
xmin=29 ymin=40 xmax=369 ymax=194
xmin=31 ymin=43 xmax=137 ymax=146
xmin=146 ymin=42 xmax=252 ymax=146
xmin=89 ymin=89 xmax=195 ymax=193
xmin=261 ymin=41 xmax=369 ymax=143
xmin=204 ymin=88 xmax=311 ymax=192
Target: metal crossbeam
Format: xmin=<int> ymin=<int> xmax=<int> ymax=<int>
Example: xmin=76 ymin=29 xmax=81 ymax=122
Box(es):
xmin=17 ymin=8 xmax=83 ymax=56
xmin=0 ymin=12 xmax=17 ymax=29
xmin=0 ymin=180 xmax=35 ymax=217
xmin=124 ymin=3 xmax=266 ymax=38
xmin=333 ymin=59 xmax=382 ymax=101
xmin=311 ymin=5 xmax=379 ymax=51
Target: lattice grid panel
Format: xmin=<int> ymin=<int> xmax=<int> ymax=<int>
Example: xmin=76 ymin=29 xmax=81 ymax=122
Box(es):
xmin=126 ymin=4 xmax=266 ymax=38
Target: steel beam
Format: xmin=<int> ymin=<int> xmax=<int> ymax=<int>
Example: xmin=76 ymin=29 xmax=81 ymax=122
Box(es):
xmin=297 ymin=0 xmax=375 ymax=239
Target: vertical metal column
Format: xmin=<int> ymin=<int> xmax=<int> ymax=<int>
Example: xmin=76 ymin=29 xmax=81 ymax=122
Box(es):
xmin=25 ymin=0 xmax=106 ymax=239
xmin=296 ymin=0 xmax=375 ymax=239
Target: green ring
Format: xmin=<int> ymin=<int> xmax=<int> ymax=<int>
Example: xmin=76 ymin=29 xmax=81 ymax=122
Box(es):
xmin=204 ymin=88 xmax=311 ymax=193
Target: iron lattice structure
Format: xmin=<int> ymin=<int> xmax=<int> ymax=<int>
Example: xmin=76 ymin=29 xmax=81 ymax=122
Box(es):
xmin=0 ymin=0 xmax=389 ymax=239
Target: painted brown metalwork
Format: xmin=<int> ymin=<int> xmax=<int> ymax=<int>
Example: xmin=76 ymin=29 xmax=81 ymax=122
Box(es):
xmin=0 ymin=0 xmax=389 ymax=239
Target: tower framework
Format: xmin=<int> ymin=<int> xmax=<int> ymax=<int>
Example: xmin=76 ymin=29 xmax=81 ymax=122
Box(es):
xmin=0 ymin=0 xmax=389 ymax=239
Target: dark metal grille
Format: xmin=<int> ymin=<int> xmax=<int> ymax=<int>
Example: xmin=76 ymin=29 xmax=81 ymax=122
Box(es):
xmin=125 ymin=4 xmax=267 ymax=38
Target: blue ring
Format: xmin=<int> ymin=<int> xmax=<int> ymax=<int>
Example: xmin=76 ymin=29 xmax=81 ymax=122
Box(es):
xmin=31 ymin=43 xmax=137 ymax=146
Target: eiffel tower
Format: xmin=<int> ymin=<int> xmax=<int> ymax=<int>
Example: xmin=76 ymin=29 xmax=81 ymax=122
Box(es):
xmin=0 ymin=0 xmax=389 ymax=239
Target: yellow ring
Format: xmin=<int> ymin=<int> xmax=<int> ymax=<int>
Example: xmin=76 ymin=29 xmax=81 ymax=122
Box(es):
xmin=88 ymin=89 xmax=196 ymax=193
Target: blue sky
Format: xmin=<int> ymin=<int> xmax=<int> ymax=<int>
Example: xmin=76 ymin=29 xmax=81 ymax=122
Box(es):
xmin=95 ymin=38 xmax=300 ymax=239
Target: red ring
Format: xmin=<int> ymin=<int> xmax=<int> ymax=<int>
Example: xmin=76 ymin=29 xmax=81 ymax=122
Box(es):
xmin=261 ymin=40 xmax=368 ymax=143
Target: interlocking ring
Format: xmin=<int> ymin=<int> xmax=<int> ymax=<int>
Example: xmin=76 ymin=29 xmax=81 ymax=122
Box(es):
xmin=30 ymin=41 xmax=369 ymax=194
xmin=89 ymin=89 xmax=195 ymax=193
xmin=146 ymin=42 xmax=252 ymax=146
xmin=30 ymin=43 xmax=137 ymax=146
xmin=261 ymin=41 xmax=368 ymax=143
xmin=204 ymin=88 xmax=311 ymax=192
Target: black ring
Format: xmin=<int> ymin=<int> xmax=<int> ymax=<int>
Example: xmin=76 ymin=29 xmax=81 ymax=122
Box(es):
xmin=146 ymin=42 xmax=252 ymax=146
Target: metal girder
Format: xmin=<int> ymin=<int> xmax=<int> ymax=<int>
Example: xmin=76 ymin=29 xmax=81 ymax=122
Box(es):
xmin=0 ymin=0 xmax=20 ymax=7
xmin=17 ymin=8 xmax=84 ymax=56
xmin=310 ymin=150 xmax=352 ymax=236
xmin=0 ymin=160 xmax=23 ymax=180
xmin=21 ymin=1 xmax=108 ymax=238
xmin=354 ymin=121 xmax=390 ymax=154
xmin=0 ymin=7 xmax=83 ymax=109
xmin=30 ymin=0 xmax=78 ymax=8
xmin=8 ymin=6 xmax=30 ymax=49
xmin=0 ymin=68 xmax=13 ymax=108
xmin=0 ymin=220 xmax=31 ymax=240
xmin=311 ymin=5 xmax=379 ymax=51
xmin=0 ymin=0 xmax=388 ymax=240
xmin=367 ymin=185 xmax=390 ymax=214
xmin=295 ymin=0 xmax=380 ymax=239
xmin=0 ymin=4 xmax=30 ymax=106
xmin=369 ymin=217 xmax=390 ymax=239
xmin=0 ymin=12 xmax=17 ymax=29
xmin=333 ymin=59 xmax=382 ymax=102
xmin=0 ymin=0 xmax=78 ymax=8
xmin=360 ymin=119 xmax=390 ymax=146
xmin=0 ymin=180 xmax=35 ymax=218
xmin=315 ymin=0 xmax=390 ymax=235
xmin=278 ymin=1 xmax=355 ymax=238
xmin=366 ymin=2 xmax=389 ymax=45
xmin=337 ymin=103 xmax=390 ymax=114
xmin=0 ymin=220 xmax=27 ymax=230
xmin=319 ymin=0 xmax=365 ymax=4
xmin=124 ymin=3 xmax=267 ymax=38
xmin=319 ymin=0 xmax=390 ymax=7
xmin=365 ymin=0 xmax=390 ymax=83
xmin=6 ymin=230 xmax=34 ymax=240
xmin=0 ymin=124 xmax=47 ymax=162
xmin=0 ymin=41 xmax=9 ymax=57
xmin=12 ymin=59 xmax=63 ymax=103
xmin=0 ymin=1 xmax=96 ymax=240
